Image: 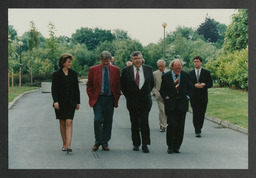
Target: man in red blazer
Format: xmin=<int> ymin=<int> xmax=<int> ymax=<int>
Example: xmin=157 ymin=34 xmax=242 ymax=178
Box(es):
xmin=86 ymin=51 xmax=121 ymax=151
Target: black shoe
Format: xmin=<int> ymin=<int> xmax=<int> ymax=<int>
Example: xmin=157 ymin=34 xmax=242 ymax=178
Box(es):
xmin=160 ymin=126 xmax=166 ymax=132
xmin=167 ymin=147 xmax=173 ymax=154
xmin=67 ymin=148 xmax=72 ymax=154
xmin=133 ymin=146 xmax=139 ymax=151
xmin=92 ymin=144 xmax=100 ymax=151
xmin=173 ymin=149 xmax=180 ymax=153
xmin=196 ymin=133 xmax=201 ymax=138
xmin=102 ymin=145 xmax=110 ymax=151
xmin=142 ymin=145 xmax=149 ymax=153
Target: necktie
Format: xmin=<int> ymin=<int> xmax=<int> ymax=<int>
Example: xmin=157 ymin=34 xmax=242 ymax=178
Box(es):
xmin=174 ymin=74 xmax=179 ymax=91
xmin=136 ymin=68 xmax=140 ymax=88
xmin=162 ymin=71 xmax=164 ymax=76
xmin=196 ymin=69 xmax=200 ymax=82
xmin=104 ymin=67 xmax=109 ymax=94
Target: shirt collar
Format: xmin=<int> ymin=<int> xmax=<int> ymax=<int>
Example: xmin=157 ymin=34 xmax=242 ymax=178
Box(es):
xmin=101 ymin=65 xmax=110 ymax=69
xmin=171 ymin=70 xmax=180 ymax=77
xmin=133 ymin=65 xmax=142 ymax=71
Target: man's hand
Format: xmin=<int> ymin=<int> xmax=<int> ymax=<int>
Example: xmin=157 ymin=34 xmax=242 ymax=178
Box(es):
xmin=54 ymin=102 xmax=59 ymax=110
xmin=195 ymin=82 xmax=205 ymax=88
xmin=76 ymin=104 xmax=80 ymax=110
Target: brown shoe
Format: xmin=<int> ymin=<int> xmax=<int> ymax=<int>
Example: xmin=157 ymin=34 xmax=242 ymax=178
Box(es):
xmin=92 ymin=144 xmax=100 ymax=151
xmin=102 ymin=145 xmax=110 ymax=151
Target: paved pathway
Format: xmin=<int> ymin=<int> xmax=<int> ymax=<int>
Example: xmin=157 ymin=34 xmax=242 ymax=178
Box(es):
xmin=8 ymin=83 xmax=248 ymax=169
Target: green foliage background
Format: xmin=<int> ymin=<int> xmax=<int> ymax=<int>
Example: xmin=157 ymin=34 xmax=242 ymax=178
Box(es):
xmin=8 ymin=9 xmax=248 ymax=90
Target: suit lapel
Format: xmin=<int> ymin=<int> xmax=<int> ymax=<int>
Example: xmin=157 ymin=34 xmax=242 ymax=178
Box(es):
xmin=168 ymin=71 xmax=175 ymax=88
xmin=97 ymin=65 xmax=102 ymax=86
xmin=128 ymin=66 xmax=138 ymax=87
xmin=141 ymin=65 xmax=148 ymax=89
xmin=191 ymin=70 xmax=197 ymax=83
xmin=179 ymin=71 xmax=184 ymax=89
xmin=109 ymin=65 xmax=114 ymax=87
xmin=199 ymin=68 xmax=204 ymax=82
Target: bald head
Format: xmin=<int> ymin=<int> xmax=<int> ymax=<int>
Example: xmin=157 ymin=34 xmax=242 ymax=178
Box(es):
xmin=170 ymin=59 xmax=183 ymax=75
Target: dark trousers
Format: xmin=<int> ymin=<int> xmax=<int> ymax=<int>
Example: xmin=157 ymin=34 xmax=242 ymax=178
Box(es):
xmin=93 ymin=96 xmax=114 ymax=146
xmin=191 ymin=101 xmax=207 ymax=134
xmin=166 ymin=109 xmax=186 ymax=150
xmin=129 ymin=108 xmax=150 ymax=146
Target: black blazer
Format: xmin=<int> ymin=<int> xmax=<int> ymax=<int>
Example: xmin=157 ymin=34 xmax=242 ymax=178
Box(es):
xmin=121 ymin=65 xmax=154 ymax=112
xmin=160 ymin=70 xmax=193 ymax=113
xmin=189 ymin=68 xmax=212 ymax=104
xmin=51 ymin=69 xmax=80 ymax=109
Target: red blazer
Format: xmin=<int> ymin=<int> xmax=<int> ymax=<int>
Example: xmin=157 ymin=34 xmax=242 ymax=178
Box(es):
xmin=86 ymin=64 xmax=121 ymax=108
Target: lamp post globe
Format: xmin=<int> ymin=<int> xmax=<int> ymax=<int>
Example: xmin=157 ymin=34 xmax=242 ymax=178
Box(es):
xmin=162 ymin=22 xmax=167 ymax=60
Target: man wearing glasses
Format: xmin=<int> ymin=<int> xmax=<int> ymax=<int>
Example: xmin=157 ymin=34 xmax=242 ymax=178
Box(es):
xmin=121 ymin=51 xmax=154 ymax=153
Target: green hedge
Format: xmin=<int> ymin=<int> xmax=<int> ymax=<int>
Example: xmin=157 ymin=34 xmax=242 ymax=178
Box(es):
xmin=205 ymin=47 xmax=248 ymax=90
xmin=11 ymin=73 xmax=52 ymax=87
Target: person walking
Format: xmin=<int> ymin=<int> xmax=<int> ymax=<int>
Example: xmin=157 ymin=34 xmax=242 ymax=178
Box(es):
xmin=51 ymin=53 xmax=80 ymax=154
xmin=152 ymin=59 xmax=170 ymax=132
xmin=86 ymin=51 xmax=121 ymax=151
xmin=121 ymin=51 xmax=154 ymax=153
xmin=189 ymin=56 xmax=213 ymax=138
xmin=160 ymin=59 xmax=193 ymax=154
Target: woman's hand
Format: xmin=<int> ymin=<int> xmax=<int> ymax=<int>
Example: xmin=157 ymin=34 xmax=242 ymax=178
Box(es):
xmin=76 ymin=104 xmax=80 ymax=110
xmin=54 ymin=102 xmax=59 ymax=110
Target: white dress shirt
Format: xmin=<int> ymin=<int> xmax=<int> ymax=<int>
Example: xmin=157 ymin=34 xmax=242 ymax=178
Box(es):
xmin=133 ymin=65 xmax=145 ymax=89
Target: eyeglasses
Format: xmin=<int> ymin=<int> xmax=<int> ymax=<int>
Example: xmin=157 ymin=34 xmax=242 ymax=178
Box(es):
xmin=132 ymin=57 xmax=141 ymax=60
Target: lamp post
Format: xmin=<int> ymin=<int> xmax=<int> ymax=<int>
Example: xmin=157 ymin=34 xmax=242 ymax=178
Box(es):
xmin=162 ymin=22 xmax=167 ymax=60
xmin=18 ymin=41 xmax=23 ymax=88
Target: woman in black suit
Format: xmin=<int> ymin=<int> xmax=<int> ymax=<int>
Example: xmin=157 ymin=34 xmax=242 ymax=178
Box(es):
xmin=51 ymin=53 xmax=80 ymax=154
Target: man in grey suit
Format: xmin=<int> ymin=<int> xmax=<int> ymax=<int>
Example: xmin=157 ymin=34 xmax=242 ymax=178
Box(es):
xmin=121 ymin=51 xmax=154 ymax=153
xmin=152 ymin=59 xmax=170 ymax=132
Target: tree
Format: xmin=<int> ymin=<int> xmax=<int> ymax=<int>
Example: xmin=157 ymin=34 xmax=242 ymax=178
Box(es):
xmin=71 ymin=27 xmax=116 ymax=51
xmin=95 ymin=41 xmax=116 ymax=57
xmin=8 ymin=35 xmax=19 ymax=89
xmin=8 ymin=25 xmax=17 ymax=40
xmin=215 ymin=23 xmax=227 ymax=48
xmin=46 ymin=22 xmax=59 ymax=70
xmin=112 ymin=29 xmax=131 ymax=41
xmin=114 ymin=40 xmax=143 ymax=69
xmin=27 ymin=21 xmax=40 ymax=84
xmin=71 ymin=43 xmax=97 ymax=67
xmin=197 ymin=17 xmax=219 ymax=43
xmin=71 ymin=58 xmax=82 ymax=75
xmin=143 ymin=43 xmax=163 ymax=70
xmin=223 ymin=9 xmax=248 ymax=52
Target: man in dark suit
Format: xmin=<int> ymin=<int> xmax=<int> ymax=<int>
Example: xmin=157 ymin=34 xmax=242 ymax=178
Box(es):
xmin=189 ymin=56 xmax=213 ymax=138
xmin=86 ymin=51 xmax=121 ymax=151
xmin=121 ymin=51 xmax=154 ymax=153
xmin=160 ymin=59 xmax=193 ymax=154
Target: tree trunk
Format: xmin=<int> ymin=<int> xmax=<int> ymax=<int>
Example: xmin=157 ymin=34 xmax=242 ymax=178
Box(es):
xmin=12 ymin=69 xmax=14 ymax=91
xmin=8 ymin=69 xmax=9 ymax=92
xmin=30 ymin=66 xmax=33 ymax=85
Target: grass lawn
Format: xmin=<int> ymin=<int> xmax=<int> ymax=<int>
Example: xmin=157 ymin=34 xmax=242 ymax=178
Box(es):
xmin=206 ymin=87 xmax=248 ymax=129
xmin=8 ymin=86 xmax=39 ymax=104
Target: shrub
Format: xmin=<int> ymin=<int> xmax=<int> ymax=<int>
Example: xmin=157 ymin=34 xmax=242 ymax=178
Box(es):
xmin=205 ymin=47 xmax=248 ymax=90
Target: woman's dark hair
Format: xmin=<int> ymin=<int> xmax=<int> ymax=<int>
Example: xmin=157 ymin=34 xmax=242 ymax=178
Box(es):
xmin=58 ymin=53 xmax=73 ymax=68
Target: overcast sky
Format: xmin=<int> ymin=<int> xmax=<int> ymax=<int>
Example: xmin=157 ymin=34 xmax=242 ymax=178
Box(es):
xmin=8 ymin=9 xmax=237 ymax=46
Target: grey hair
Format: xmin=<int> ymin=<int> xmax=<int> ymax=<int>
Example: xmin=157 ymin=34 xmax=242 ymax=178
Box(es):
xmin=169 ymin=59 xmax=185 ymax=68
xmin=99 ymin=51 xmax=112 ymax=60
xmin=157 ymin=59 xmax=166 ymax=65
xmin=130 ymin=51 xmax=143 ymax=58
